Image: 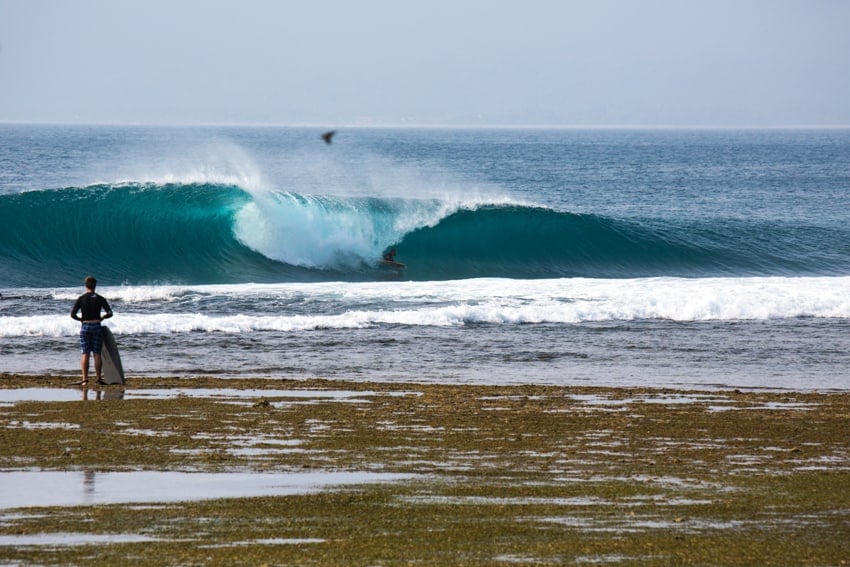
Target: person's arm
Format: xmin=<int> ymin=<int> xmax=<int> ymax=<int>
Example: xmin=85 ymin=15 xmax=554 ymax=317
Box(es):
xmin=71 ymin=297 xmax=82 ymax=321
xmin=101 ymin=297 xmax=113 ymax=321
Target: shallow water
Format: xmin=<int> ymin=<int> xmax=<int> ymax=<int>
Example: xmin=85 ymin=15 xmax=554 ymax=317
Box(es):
xmin=0 ymin=470 xmax=412 ymax=510
xmin=0 ymin=387 xmax=413 ymax=405
xmin=0 ymin=532 xmax=160 ymax=547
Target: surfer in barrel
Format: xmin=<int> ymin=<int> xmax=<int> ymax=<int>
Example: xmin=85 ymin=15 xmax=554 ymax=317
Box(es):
xmin=70 ymin=276 xmax=113 ymax=387
xmin=380 ymin=247 xmax=405 ymax=269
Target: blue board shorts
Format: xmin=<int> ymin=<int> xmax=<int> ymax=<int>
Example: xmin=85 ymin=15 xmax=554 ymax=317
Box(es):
xmin=80 ymin=323 xmax=104 ymax=354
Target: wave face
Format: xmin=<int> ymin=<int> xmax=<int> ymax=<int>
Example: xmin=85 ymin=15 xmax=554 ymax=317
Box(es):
xmin=399 ymin=205 xmax=850 ymax=280
xmin=0 ymin=183 xmax=301 ymax=287
xmin=1 ymin=182 xmax=849 ymax=287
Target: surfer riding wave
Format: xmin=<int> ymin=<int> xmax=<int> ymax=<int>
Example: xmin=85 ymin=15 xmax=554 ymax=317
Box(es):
xmin=380 ymin=248 xmax=405 ymax=269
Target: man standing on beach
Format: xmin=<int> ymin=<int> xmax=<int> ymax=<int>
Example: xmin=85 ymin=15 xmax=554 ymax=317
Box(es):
xmin=70 ymin=276 xmax=113 ymax=386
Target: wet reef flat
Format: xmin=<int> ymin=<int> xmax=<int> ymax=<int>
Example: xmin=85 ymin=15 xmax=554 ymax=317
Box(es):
xmin=1 ymin=374 xmax=848 ymax=565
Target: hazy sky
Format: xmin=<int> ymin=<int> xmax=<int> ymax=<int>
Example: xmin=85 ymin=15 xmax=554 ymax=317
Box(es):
xmin=1 ymin=0 xmax=849 ymax=126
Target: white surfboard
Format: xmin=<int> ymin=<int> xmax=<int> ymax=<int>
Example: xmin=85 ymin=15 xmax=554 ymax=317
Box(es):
xmin=100 ymin=326 xmax=125 ymax=385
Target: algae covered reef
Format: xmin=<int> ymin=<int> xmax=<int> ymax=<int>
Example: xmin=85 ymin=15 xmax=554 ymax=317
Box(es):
xmin=0 ymin=374 xmax=848 ymax=565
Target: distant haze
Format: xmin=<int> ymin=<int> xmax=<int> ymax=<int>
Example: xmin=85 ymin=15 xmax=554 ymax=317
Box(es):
xmin=1 ymin=0 xmax=848 ymax=126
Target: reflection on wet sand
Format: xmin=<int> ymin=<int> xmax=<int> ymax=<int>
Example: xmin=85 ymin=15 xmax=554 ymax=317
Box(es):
xmin=81 ymin=387 xmax=125 ymax=401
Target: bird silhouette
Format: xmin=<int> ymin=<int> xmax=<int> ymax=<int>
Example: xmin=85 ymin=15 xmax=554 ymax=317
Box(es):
xmin=321 ymin=130 xmax=336 ymax=145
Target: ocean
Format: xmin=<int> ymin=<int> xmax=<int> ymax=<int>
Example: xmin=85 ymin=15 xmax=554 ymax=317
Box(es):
xmin=1 ymin=124 xmax=849 ymax=390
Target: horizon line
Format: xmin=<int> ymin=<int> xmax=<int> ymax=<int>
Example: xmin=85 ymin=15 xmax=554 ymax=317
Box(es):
xmin=2 ymin=119 xmax=850 ymax=130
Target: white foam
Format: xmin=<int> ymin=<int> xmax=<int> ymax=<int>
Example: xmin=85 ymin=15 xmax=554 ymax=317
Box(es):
xmin=232 ymin=192 xmax=513 ymax=269
xmin=7 ymin=276 xmax=850 ymax=337
xmin=219 ymin=140 xmax=521 ymax=269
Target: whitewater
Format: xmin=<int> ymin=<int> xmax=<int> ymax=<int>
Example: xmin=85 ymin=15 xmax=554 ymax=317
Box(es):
xmin=1 ymin=125 xmax=849 ymax=390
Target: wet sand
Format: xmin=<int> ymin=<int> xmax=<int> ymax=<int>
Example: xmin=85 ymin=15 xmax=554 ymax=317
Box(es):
xmin=1 ymin=374 xmax=848 ymax=565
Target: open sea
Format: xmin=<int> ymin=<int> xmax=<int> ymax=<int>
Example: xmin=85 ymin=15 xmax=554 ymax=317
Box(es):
xmin=1 ymin=125 xmax=849 ymax=390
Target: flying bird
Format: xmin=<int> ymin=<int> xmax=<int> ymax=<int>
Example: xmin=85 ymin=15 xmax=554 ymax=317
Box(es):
xmin=321 ymin=130 xmax=336 ymax=145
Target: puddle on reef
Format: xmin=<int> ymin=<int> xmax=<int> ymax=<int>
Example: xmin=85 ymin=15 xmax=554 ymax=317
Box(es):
xmin=0 ymin=532 xmax=161 ymax=547
xmin=0 ymin=471 xmax=413 ymax=510
xmin=0 ymin=388 xmax=410 ymax=404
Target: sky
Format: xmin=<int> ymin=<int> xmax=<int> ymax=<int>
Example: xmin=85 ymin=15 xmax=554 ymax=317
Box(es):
xmin=1 ymin=0 xmax=849 ymax=127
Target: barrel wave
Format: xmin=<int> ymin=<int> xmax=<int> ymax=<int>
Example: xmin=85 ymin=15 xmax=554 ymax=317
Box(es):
xmin=1 ymin=183 xmax=848 ymax=287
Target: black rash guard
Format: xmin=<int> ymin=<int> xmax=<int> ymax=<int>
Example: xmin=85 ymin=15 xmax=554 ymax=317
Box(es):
xmin=71 ymin=292 xmax=113 ymax=322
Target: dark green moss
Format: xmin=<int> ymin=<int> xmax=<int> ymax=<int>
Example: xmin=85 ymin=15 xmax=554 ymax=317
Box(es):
xmin=0 ymin=375 xmax=848 ymax=565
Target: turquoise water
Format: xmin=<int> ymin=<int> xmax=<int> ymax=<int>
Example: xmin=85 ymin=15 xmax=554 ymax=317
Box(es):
xmin=2 ymin=127 xmax=849 ymax=286
xmin=4 ymin=183 xmax=847 ymax=286
xmin=1 ymin=125 xmax=849 ymax=389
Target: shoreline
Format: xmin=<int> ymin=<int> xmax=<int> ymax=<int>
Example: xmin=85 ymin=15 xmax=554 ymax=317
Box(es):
xmin=3 ymin=372 xmax=850 ymax=394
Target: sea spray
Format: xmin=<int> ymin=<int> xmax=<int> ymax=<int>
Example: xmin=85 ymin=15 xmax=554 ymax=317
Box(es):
xmin=232 ymin=191 xmax=431 ymax=269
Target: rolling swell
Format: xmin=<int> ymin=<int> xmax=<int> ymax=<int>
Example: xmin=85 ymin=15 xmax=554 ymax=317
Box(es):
xmin=1 ymin=184 xmax=848 ymax=287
